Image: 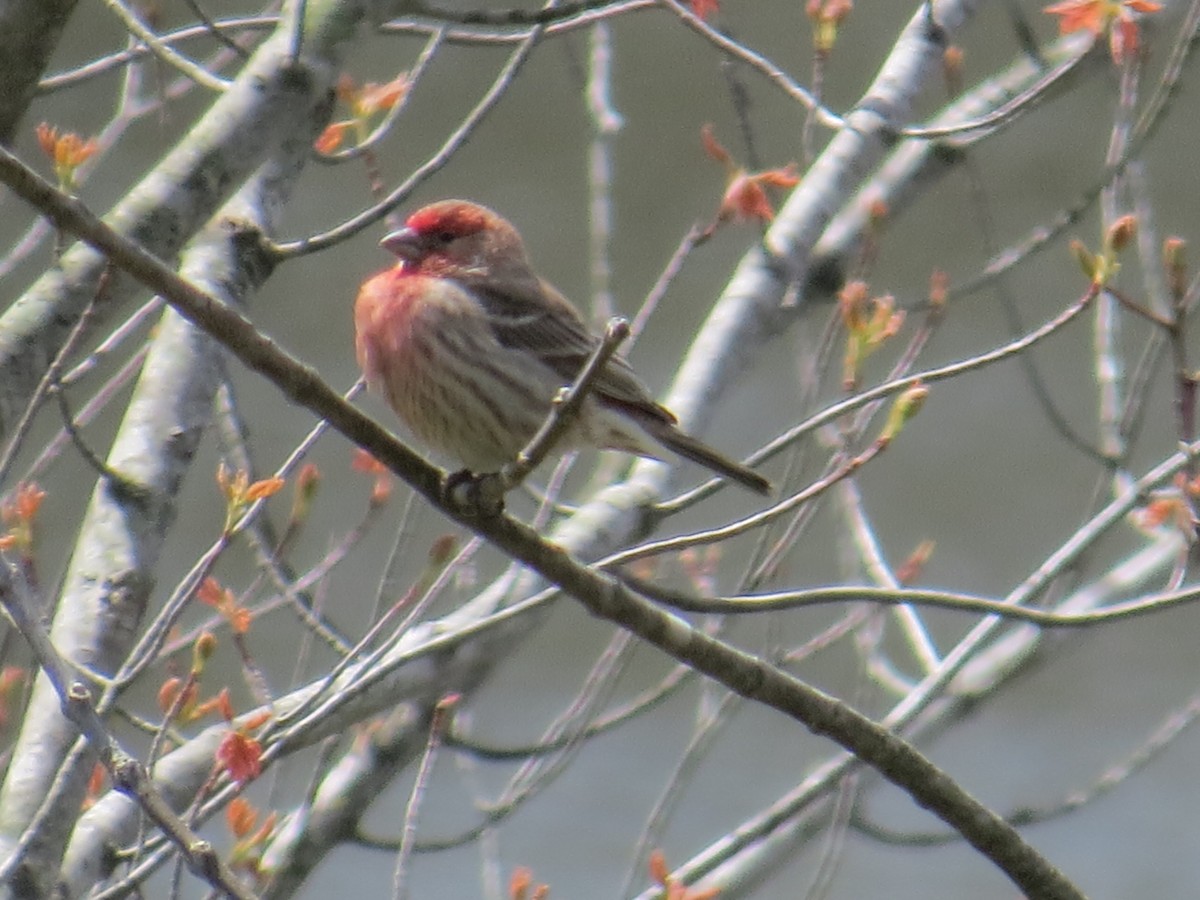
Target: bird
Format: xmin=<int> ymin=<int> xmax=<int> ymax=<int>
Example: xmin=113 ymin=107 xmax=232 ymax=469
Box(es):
xmin=354 ymin=199 xmax=771 ymax=496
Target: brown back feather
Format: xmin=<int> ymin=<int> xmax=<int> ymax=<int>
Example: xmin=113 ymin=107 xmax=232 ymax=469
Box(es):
xmin=466 ymin=277 xmax=677 ymax=427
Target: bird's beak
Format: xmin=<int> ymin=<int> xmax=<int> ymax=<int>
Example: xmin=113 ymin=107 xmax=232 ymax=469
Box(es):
xmin=380 ymin=227 xmax=422 ymax=262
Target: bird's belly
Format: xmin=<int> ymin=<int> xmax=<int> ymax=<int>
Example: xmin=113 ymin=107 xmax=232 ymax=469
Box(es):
xmin=377 ymin=325 xmax=560 ymax=471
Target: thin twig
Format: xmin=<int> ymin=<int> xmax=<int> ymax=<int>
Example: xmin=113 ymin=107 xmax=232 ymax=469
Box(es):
xmin=499 ymin=316 xmax=631 ymax=491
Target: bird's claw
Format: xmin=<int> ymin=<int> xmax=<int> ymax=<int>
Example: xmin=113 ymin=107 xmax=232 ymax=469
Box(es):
xmin=443 ymin=469 xmax=506 ymax=517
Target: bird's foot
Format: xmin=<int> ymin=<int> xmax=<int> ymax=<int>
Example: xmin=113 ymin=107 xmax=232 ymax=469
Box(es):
xmin=443 ymin=469 xmax=506 ymax=518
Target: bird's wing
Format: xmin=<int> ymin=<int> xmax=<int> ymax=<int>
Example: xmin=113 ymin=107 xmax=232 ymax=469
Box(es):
xmin=469 ymin=276 xmax=676 ymax=425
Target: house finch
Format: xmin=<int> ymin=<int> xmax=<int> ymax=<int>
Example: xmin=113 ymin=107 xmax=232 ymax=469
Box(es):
xmin=354 ymin=199 xmax=771 ymax=496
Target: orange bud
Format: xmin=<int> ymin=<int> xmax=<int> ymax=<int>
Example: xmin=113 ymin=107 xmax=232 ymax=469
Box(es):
xmin=1105 ymin=214 xmax=1137 ymax=254
xmin=157 ymin=676 xmax=184 ymax=714
xmin=808 ymin=0 xmax=853 ymax=52
xmin=838 ymin=280 xmax=870 ymax=330
xmin=352 ymin=448 xmax=392 ymax=506
xmin=35 ymin=123 xmax=97 ymax=190
xmin=36 ymin=123 xmax=58 ymax=158
xmin=510 ymin=867 xmax=531 ymax=899
xmin=216 ymin=687 xmax=235 ymax=722
xmin=335 ymin=73 xmax=358 ymax=104
xmin=197 ymin=577 xmax=225 ymax=608
xmin=1132 ymin=493 xmax=1192 ymax=540
xmin=314 ymin=122 xmax=349 ymax=154
xmin=648 ymin=849 xmax=670 ymax=886
xmin=243 ymin=709 xmax=272 ymax=730
xmin=250 ymin=811 xmax=278 ymax=847
xmin=227 ymin=796 xmax=258 ymax=838
xmin=700 ymin=124 xmax=733 ymax=167
xmin=1044 ymin=0 xmax=1108 ymax=37
xmin=354 ymin=74 xmax=409 ymax=117
xmin=896 ymin=539 xmax=936 ymax=585
xmin=943 ymin=45 xmax=965 ymax=91
xmin=80 ymin=762 xmax=107 ymax=811
xmin=244 ymin=476 xmax=285 ymax=502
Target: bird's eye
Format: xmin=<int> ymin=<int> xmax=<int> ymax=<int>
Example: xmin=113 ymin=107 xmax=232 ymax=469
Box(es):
xmin=436 ymin=231 xmax=456 ymax=244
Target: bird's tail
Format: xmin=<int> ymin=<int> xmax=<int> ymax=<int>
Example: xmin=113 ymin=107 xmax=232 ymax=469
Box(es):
xmin=643 ymin=420 xmax=772 ymax=496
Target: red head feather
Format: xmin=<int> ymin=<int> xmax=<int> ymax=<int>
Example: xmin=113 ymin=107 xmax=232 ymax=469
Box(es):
xmin=405 ymin=201 xmax=497 ymax=239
